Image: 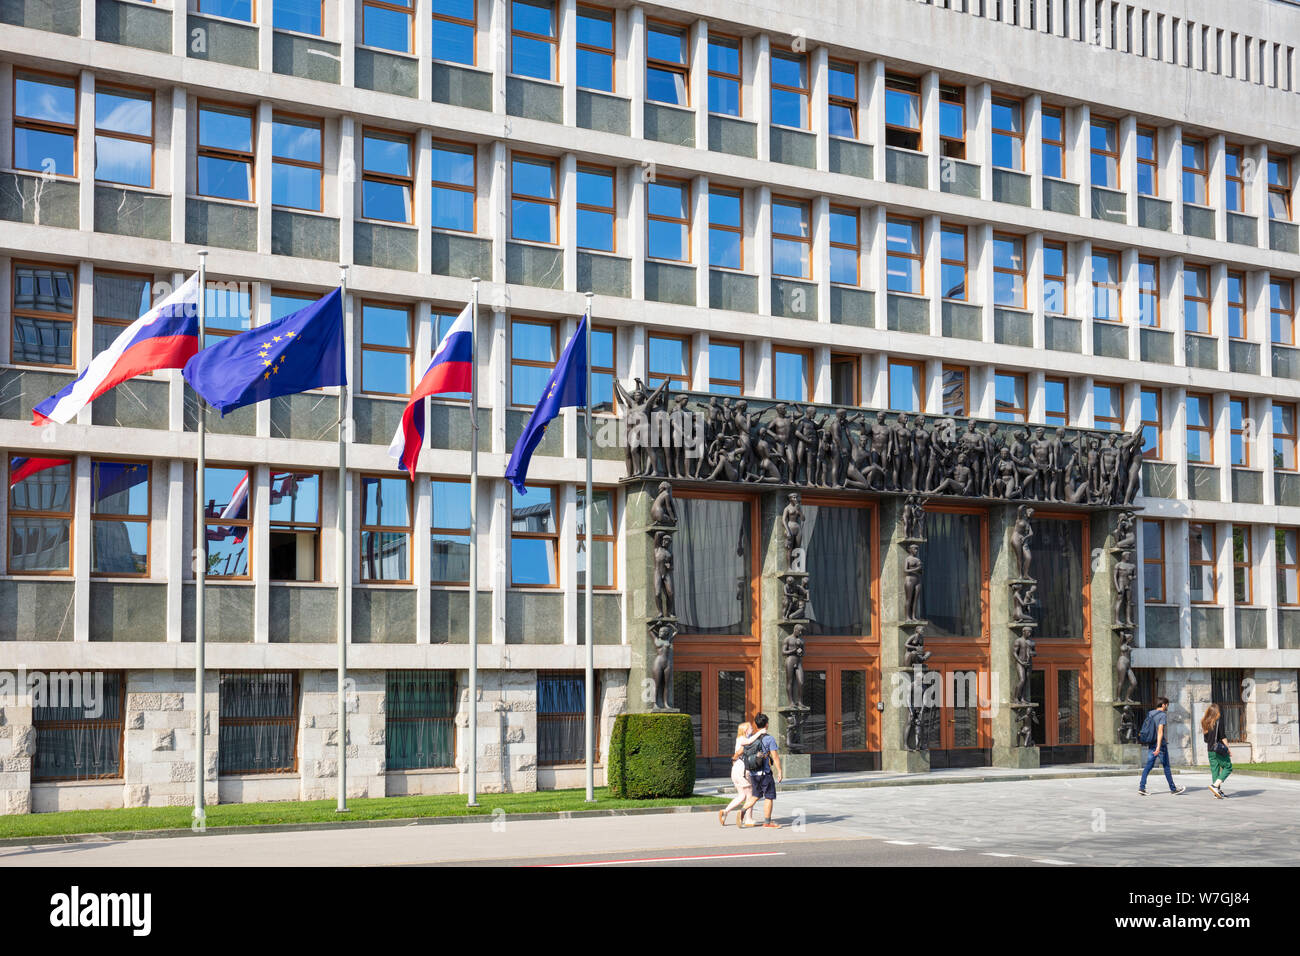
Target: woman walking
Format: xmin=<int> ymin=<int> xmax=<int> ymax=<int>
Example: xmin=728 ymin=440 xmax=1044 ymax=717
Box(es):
xmin=1202 ymin=703 xmax=1233 ymax=798
xmin=719 ymin=722 xmax=760 ymax=826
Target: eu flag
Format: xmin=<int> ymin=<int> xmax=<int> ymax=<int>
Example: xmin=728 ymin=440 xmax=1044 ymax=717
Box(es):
xmin=505 ymin=316 xmax=587 ymax=494
xmin=183 ymin=288 xmax=345 ymax=415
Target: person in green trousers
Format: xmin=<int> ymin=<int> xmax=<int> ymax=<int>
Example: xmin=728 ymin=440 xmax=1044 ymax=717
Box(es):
xmin=1202 ymin=703 xmax=1233 ymax=798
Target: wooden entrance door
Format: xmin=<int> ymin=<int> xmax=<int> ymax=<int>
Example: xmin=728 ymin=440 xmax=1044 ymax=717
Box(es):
xmin=802 ymin=659 xmax=881 ymax=771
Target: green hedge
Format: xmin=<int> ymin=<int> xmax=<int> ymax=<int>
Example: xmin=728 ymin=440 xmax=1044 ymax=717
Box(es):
xmin=607 ymin=713 xmax=696 ymax=799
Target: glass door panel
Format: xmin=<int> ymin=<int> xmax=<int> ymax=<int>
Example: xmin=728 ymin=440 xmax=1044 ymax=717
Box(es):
xmin=674 ymin=670 xmax=703 ymax=756
xmin=1028 ymin=669 xmax=1047 ymax=746
xmin=716 ymin=670 xmax=747 ymax=755
xmin=1056 ymin=669 xmax=1080 ymax=744
xmin=805 ymin=669 xmax=828 ymax=752
xmin=951 ymin=669 xmax=980 ymax=748
xmin=839 ymin=669 xmax=868 ymax=751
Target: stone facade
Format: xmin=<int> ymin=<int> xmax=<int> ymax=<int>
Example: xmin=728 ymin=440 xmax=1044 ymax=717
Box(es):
xmin=1247 ymin=670 xmax=1300 ymax=763
xmin=299 ymin=669 xmax=386 ymax=802
xmin=123 ymin=669 xmax=218 ymax=809
xmin=0 ymin=693 xmax=34 ymax=816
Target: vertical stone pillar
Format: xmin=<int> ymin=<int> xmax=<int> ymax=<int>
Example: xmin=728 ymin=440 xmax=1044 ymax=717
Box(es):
xmin=0 ymin=684 xmax=34 ymax=815
xmin=623 ymin=480 xmax=656 ymax=713
xmin=989 ymin=504 xmax=1039 ymax=768
xmin=1092 ymin=509 xmax=1144 ymax=764
xmin=879 ymin=496 xmax=928 ymax=773
xmin=758 ymin=491 xmax=809 ymax=779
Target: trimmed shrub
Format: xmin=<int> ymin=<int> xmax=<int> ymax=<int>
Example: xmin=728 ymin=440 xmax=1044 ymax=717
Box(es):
xmin=607 ymin=713 xmax=695 ymax=799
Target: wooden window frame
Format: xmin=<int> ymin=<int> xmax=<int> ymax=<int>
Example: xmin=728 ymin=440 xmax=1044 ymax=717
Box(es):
xmin=431 ymin=139 xmax=477 ymax=234
xmin=1093 ymin=382 xmax=1124 ymax=432
xmin=510 ymin=317 xmax=559 ymax=407
xmin=268 ymin=469 xmax=322 ymax=583
xmin=510 ymin=152 xmax=558 ymax=244
xmin=1184 ymin=263 xmax=1211 ymax=335
xmin=770 ymin=49 xmax=810 ymax=131
xmin=7 ymin=456 xmax=73 ymax=576
xmin=360 ymin=473 xmax=413 ymax=584
xmin=196 ymin=100 xmax=256 ymax=203
xmin=218 ymin=671 xmax=300 ymax=776
xmin=1235 ymin=530 xmax=1257 ymax=614
xmin=198 ymin=0 xmax=257 ymax=21
xmin=430 ymin=477 xmax=471 ymax=585
xmin=886 ymin=216 xmax=924 ymax=295
xmin=511 ymin=483 xmax=559 ymax=589
xmin=888 ymin=358 xmax=926 ymax=413
xmin=575 ymin=3 xmax=614 ymax=92
xmin=771 ymin=345 xmax=812 ymax=404
xmin=94 ymin=83 xmax=155 ymax=189
xmin=361 ymin=127 xmax=415 ymax=224
xmin=1230 ymin=396 xmax=1251 ymax=468
xmin=590 ymin=323 xmax=618 ymax=413
xmin=571 ymin=163 xmax=612 ymax=250
xmin=537 ymin=669 xmax=598 ymax=765
xmin=433 ymin=0 xmax=477 ymax=66
xmin=647 ymin=331 xmax=690 ymax=391
xmin=707 ymin=33 xmax=742 ymax=118
xmin=90 ymin=458 xmax=151 ymax=578
xmin=578 ymin=485 xmax=617 ymax=591
xmin=1189 ymin=523 xmax=1218 ymax=605
xmin=646 ymin=176 xmax=691 ymax=263
xmin=1186 ymin=392 xmax=1215 ymax=464
xmin=13 ymin=69 xmax=78 ymax=179
xmin=31 ymin=670 xmax=126 ymax=782
xmin=1043 ymin=240 xmax=1069 ymax=315
xmin=271 ymin=111 xmax=323 ymax=213
xmin=1140 ymin=387 xmax=1163 ymax=461
xmin=93 ymin=270 xmax=154 ymax=356
xmin=645 ymin=18 xmax=689 ymax=106
xmin=1143 ymin=520 xmax=1166 ymax=605
xmin=1275 ymin=401 xmax=1298 ymax=473
xmin=707 ymin=338 xmax=744 ymax=395
xmin=203 ymin=465 xmax=252 ymax=581
xmin=993 ymin=232 xmax=1026 ymax=308
xmin=942 ymin=364 xmax=970 ymax=418
xmin=884 ymin=72 xmax=921 ymax=151
xmin=1269 ymin=155 xmax=1293 ymax=221
xmin=1044 ymin=375 xmax=1070 ymax=427
xmin=360 ymin=300 xmax=413 ymax=397
xmin=830 ymin=352 xmax=860 ymax=407
xmin=1136 ymin=125 xmax=1159 ymax=197
xmin=1041 ymin=105 xmax=1066 ymax=179
xmin=385 ymin=670 xmax=458 ymax=769
xmin=827 ymin=58 xmax=858 ymax=139
xmin=1091 ymin=249 xmax=1123 ymax=323
xmin=1225 ymin=144 xmax=1245 ymax=213
xmin=510 ymin=0 xmax=557 ymax=79
xmin=1182 ymin=135 xmax=1208 ymax=206
xmin=1271 ymin=279 xmax=1295 ymax=346
xmin=1091 ymin=117 xmax=1120 ymax=189
xmin=938 ymin=83 xmax=965 ymax=160
xmin=1137 ymin=256 xmax=1161 ymax=328
xmin=708 ymin=186 xmax=744 ymax=271
xmin=771 ymin=195 xmax=811 ymax=280
xmin=940 ymin=223 xmax=967 ymax=302
xmin=828 ymin=205 xmax=859 ymax=286
xmin=12 ymin=260 xmax=77 ymax=370
xmin=991 ymin=94 xmax=1025 ymax=171
xmin=994 ymin=370 xmax=1028 ymax=423
xmin=1227 ymin=270 xmax=1247 ymax=340
xmin=1277 ymin=527 xmax=1300 ymax=607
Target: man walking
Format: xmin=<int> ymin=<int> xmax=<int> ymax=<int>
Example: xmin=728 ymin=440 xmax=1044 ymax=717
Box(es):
xmin=739 ymin=713 xmax=783 ymax=828
xmin=1138 ymin=696 xmax=1186 ymax=796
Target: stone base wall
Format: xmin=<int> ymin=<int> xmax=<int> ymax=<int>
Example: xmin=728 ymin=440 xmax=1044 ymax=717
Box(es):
xmin=459 ymin=669 xmax=537 ymax=793
xmin=1161 ymin=669 xmax=1211 ymax=766
xmin=299 ymin=669 xmax=386 ymax=801
xmin=0 ymin=698 xmax=34 ymax=815
xmin=124 ymin=669 xmax=218 ymax=808
xmin=1248 ymin=670 xmax=1300 ymax=763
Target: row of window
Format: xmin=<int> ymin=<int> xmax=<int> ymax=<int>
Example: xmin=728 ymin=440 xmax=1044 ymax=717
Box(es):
xmin=5 ymin=459 xmax=614 ymax=587
xmin=30 ymin=667 xmax=592 ymax=781
xmin=1142 ymin=520 xmax=1300 ymax=610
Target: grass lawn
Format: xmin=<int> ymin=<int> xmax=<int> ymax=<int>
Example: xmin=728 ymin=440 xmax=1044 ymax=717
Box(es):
xmin=1193 ymin=761 xmax=1300 ymax=775
xmin=0 ymin=788 xmax=725 ymax=841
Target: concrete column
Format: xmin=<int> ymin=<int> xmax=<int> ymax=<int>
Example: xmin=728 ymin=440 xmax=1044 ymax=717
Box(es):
xmin=1028 ymin=231 xmax=1045 ymax=348
xmin=255 ymin=282 xmax=272 ymax=437
xmin=1027 ymin=93 xmax=1044 ymax=209
xmin=1076 ymin=238 xmax=1095 ymax=355
xmin=692 ymin=173 xmax=709 ymax=305
xmin=1120 ymin=114 xmax=1138 ymax=224
xmin=756 ymin=185 xmax=772 ymax=315
xmin=77 ymin=72 xmax=94 ymax=232
xmin=74 ymin=262 xmax=94 ymax=427
xmin=172 ymin=0 xmax=188 ymax=58
xmin=490 ymin=310 xmax=507 ymax=456
xmin=489 ymin=140 xmax=508 ymax=286
xmin=253 ymin=465 xmax=269 ymax=642
xmin=867 ymin=205 xmax=887 ymax=330
xmin=490 ymin=480 xmax=508 ymax=643
xmin=560 ymin=153 xmax=577 ymax=291
xmin=559 ymin=0 xmax=576 ymax=125
xmin=922 ymin=70 xmax=940 ymax=192
xmin=489 ymin=0 xmax=508 ymax=113
xmin=256 ymin=102 xmax=273 ymax=252
xmin=691 ymin=19 xmax=708 ymax=149
xmin=1121 ymin=247 xmax=1140 ymax=359
xmin=865 ymin=59 xmax=884 ymax=178
xmin=813 ymin=195 xmax=830 ymax=325
xmin=1072 ymin=104 xmax=1092 ymax=212
xmin=72 ymin=455 xmax=90 ymax=642
xmin=627 ymin=5 xmax=645 ymax=138
xmin=989 ymin=504 xmax=1037 ymax=768
xmin=416 ymin=0 xmax=433 ymax=99
xmin=973 ymin=82 xmax=993 ymax=201
xmin=259 ymin=0 xmax=274 ymax=69
xmin=753 ymin=34 xmax=771 ymax=161
xmin=415 ymin=129 xmax=433 ymax=272
xmin=812 ymin=46 xmax=829 ymax=171
xmin=878 ymin=497 xmax=927 ymax=773
xmin=1167 ymin=124 xmax=1184 ymax=234
xmin=975 ymin=223 xmax=995 ymax=342
xmin=338 ymin=117 xmax=355 ymax=264
xmin=340 ymin=0 xmax=356 ymax=88
xmin=560 ymin=482 xmax=577 ymax=644
xmin=166 ymin=460 xmax=186 ymax=641
xmin=414 ymin=475 xmax=432 ymax=643
xmin=170 ymin=87 xmax=188 ymax=242
xmin=1209 ymin=134 xmax=1227 ymax=243
xmin=627 ymin=170 xmax=645 ymax=299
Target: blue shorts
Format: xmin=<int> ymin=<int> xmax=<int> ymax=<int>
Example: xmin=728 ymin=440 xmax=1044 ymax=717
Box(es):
xmin=749 ymin=771 xmax=777 ymax=801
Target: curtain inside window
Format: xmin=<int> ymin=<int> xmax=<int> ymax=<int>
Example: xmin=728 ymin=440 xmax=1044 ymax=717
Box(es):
xmin=386 ymin=670 xmax=456 ymax=770
xmin=1032 ymin=518 xmax=1085 ymax=639
xmin=805 ymin=505 xmax=871 ymax=636
xmin=32 ymin=672 xmax=123 ymax=781
xmin=675 ymin=498 xmax=751 ymax=634
xmin=920 ymin=512 xmax=983 ymax=637
xmin=218 ymin=672 xmax=297 ymax=773
xmin=538 ymin=673 xmax=587 ymax=764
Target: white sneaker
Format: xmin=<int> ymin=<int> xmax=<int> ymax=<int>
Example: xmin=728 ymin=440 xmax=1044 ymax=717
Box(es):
xmin=1210 ymin=784 xmax=1224 ymax=799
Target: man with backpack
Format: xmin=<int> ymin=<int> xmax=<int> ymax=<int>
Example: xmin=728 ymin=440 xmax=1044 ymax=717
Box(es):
xmin=1137 ymin=696 xmax=1186 ymax=796
xmin=738 ymin=713 xmax=783 ymax=828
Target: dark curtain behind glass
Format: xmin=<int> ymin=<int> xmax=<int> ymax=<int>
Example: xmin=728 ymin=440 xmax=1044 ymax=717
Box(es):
xmin=385 ymin=670 xmax=456 ymax=769
xmin=676 ymin=498 xmax=751 ymax=635
xmin=673 ymin=671 xmax=702 ymax=757
xmin=805 ymin=505 xmax=871 ymax=636
xmin=218 ymin=672 xmax=297 ymax=773
xmin=538 ymin=673 xmax=587 ymax=763
xmin=920 ymin=512 xmax=983 ymax=637
xmin=1032 ymin=519 xmax=1085 ymax=639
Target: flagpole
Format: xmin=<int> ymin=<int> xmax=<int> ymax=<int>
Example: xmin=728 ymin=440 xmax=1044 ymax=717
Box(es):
xmin=194 ymin=250 xmax=208 ymax=827
xmin=583 ymin=293 xmax=594 ymax=803
xmin=337 ymin=264 xmax=350 ymax=814
xmin=468 ymin=277 xmax=480 ymax=808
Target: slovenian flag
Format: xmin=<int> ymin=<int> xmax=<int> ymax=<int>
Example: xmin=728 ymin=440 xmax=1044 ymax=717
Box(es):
xmin=388 ymin=302 xmax=474 ymax=477
xmin=207 ymin=471 xmax=250 ymax=543
xmin=33 ymin=273 xmax=202 ymax=425
xmin=8 ymin=456 xmax=70 ymax=487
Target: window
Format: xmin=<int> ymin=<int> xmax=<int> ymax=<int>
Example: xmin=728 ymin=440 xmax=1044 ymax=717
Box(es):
xmin=511 ymin=0 xmax=555 ymax=79
xmin=1275 ymin=402 xmax=1297 ymax=471
xmin=993 ymin=233 xmax=1025 ymax=307
xmin=92 ymin=272 xmax=151 ymax=356
xmin=1189 ymin=523 xmax=1217 ymax=604
xmin=271 ymin=114 xmax=322 ymax=212
xmin=647 ymin=179 xmax=690 ymax=262
xmin=537 ymin=671 xmax=590 ymax=764
xmin=276 ymin=0 xmax=323 ymax=34
xmin=202 ymin=280 xmax=252 ymax=346
xmin=203 ymin=467 xmax=251 ymax=579
xmin=1225 ymin=145 xmax=1245 ymax=213
xmin=362 ymin=129 xmax=413 ymax=223
xmin=940 ymin=224 xmax=967 ymax=301
xmin=199 ymin=0 xmax=253 ymax=20
xmin=386 ymin=671 xmax=456 ymax=769
xmin=1210 ymin=670 xmax=1246 ymax=741
xmin=1268 ymin=155 xmax=1291 ymax=221
xmin=884 ymin=73 xmax=921 ymax=151
xmin=708 ymin=187 xmax=743 ymax=269
xmin=32 ymin=672 xmax=124 ymax=781
xmin=268 ymin=471 xmax=320 ymax=582
xmin=197 ymin=102 xmax=254 ymax=202
xmin=426 ymin=308 xmax=472 ymax=401
xmin=218 ymin=672 xmax=299 ymax=775
xmin=1044 ymin=376 xmax=1069 ymax=426
xmin=645 ymin=20 xmax=688 ymax=106
xmin=1142 ymin=519 xmax=1165 ymax=604
xmin=577 ymin=487 xmax=615 ymax=588
xmin=708 ymin=339 xmax=743 ymax=395
xmin=431 ymin=479 xmax=471 ymax=583
xmin=1186 ymin=393 xmax=1214 ymax=463
xmin=772 ymin=346 xmax=810 ymax=403
xmin=8 ymin=456 xmax=72 ymax=573
xmin=831 ymin=353 xmax=859 ymax=407
xmin=1271 ymin=279 xmax=1295 ymax=345
xmin=363 ymin=0 xmax=414 ymax=53
xmin=771 ymin=197 xmax=810 ymax=279
xmin=939 ymin=84 xmax=965 ymax=159
xmin=1137 ymin=257 xmax=1160 ymax=328
xmin=14 ymin=71 xmax=76 ymax=177
xmin=991 ymin=96 xmax=1023 ymax=171
xmin=1140 ymin=388 xmax=1162 ymax=460
xmin=829 ymin=207 xmax=859 ymax=285
xmin=1277 ymin=528 xmax=1300 ymax=606
xmin=1041 ymin=106 xmax=1065 ymax=179
xmin=1043 ymin=241 xmax=1068 ymax=315
xmin=360 ymin=475 xmax=410 ymax=582
xmin=1227 ymin=271 xmax=1247 ymax=339
xmin=647 ymin=332 xmax=689 ymax=390
xmin=433 ymin=0 xmax=476 ymax=65
xmin=1091 ymin=250 xmax=1122 ymax=322
xmin=1136 ymin=126 xmax=1158 ymax=197
xmin=575 ymin=4 xmax=614 ymax=92
xmin=590 ymin=325 xmax=615 ymax=412
xmin=12 ymin=263 xmax=75 ymax=368
xmin=95 ymin=86 xmax=153 ymax=188
xmin=576 ymin=164 xmax=615 ymax=252
xmin=888 ymin=359 xmax=924 ymax=413
xmin=1182 ymin=136 xmax=1208 ymax=205
xmin=511 ymin=484 xmax=557 ymax=586
xmin=708 ymin=34 xmax=741 ymax=117
xmin=770 ymin=50 xmax=809 ymax=129
xmin=1093 ymin=382 xmax=1123 ymax=432
xmin=1184 ymin=264 xmax=1211 ymax=334
xmin=1230 ymin=397 xmax=1251 ymax=468
xmin=431 ymin=141 xmax=476 ymax=233
xmin=886 ymin=217 xmax=923 ymax=294
xmin=828 ymin=60 xmax=857 ymax=138
xmin=1090 ymin=118 xmax=1119 ymax=189
xmin=361 ymin=301 xmax=412 ymax=396
xmin=511 ymin=154 xmax=557 ymax=243
xmin=91 ymin=460 xmax=149 ymax=576
xmin=942 ymin=365 xmax=969 ymax=417
xmin=511 ymin=318 xmax=557 ymax=405
xmin=994 ymin=371 xmax=1028 ymax=422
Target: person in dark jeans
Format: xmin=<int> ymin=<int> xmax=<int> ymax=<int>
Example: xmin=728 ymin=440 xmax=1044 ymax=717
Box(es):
xmin=739 ymin=713 xmax=783 ymax=829
xmin=1139 ymin=696 xmax=1186 ymax=796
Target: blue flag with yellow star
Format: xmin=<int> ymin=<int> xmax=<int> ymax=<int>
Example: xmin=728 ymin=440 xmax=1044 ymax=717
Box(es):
xmin=505 ymin=315 xmax=587 ymax=494
xmin=183 ymin=288 xmax=345 ymax=416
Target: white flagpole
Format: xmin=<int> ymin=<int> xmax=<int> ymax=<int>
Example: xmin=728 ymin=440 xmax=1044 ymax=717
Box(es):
xmin=583 ymin=293 xmax=595 ymax=803
xmin=468 ymin=277 xmax=480 ymax=807
xmin=194 ymin=250 xmax=208 ymax=827
xmin=338 ymin=264 xmax=350 ymax=813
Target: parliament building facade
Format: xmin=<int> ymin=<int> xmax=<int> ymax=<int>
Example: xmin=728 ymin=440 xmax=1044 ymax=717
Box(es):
xmin=0 ymin=0 xmax=1298 ymax=813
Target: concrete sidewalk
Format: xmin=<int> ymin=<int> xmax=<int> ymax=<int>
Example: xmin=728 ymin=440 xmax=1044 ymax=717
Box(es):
xmin=696 ymin=763 xmax=1148 ymax=794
